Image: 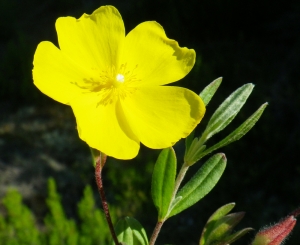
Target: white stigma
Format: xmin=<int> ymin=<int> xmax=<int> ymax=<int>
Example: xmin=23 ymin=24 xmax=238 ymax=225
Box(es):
xmin=116 ymin=74 xmax=125 ymax=83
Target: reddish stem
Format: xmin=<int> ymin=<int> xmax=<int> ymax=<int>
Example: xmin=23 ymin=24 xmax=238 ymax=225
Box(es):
xmin=149 ymin=221 xmax=164 ymax=245
xmin=95 ymin=153 xmax=120 ymax=245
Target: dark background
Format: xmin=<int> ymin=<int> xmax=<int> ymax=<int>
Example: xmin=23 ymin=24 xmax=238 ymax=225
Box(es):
xmin=1 ymin=0 xmax=300 ymax=244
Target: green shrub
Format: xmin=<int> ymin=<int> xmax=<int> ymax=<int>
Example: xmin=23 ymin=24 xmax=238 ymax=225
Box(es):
xmin=0 ymin=178 xmax=114 ymax=245
xmin=77 ymin=185 xmax=116 ymax=245
xmin=0 ymin=189 xmax=40 ymax=245
xmin=43 ymin=178 xmax=78 ymax=245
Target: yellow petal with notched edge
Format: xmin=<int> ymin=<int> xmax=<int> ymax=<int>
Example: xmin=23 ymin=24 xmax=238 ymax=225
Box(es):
xmin=70 ymin=92 xmax=140 ymax=159
xmin=56 ymin=5 xmax=125 ymax=71
xmin=121 ymin=21 xmax=195 ymax=86
xmin=33 ymin=41 xmax=94 ymax=105
xmin=121 ymin=86 xmax=205 ymax=148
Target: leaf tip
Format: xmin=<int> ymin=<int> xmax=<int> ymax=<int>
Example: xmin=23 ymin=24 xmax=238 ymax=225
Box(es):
xmin=248 ymin=83 xmax=255 ymax=89
xmin=215 ymin=76 xmax=223 ymax=82
xmin=220 ymin=153 xmax=227 ymax=161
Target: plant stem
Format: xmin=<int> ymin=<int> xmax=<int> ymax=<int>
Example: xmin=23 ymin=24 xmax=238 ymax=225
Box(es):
xmin=149 ymin=162 xmax=190 ymax=245
xmin=95 ymin=153 xmax=120 ymax=245
xmin=172 ymin=163 xmax=189 ymax=198
xmin=149 ymin=221 xmax=164 ymax=245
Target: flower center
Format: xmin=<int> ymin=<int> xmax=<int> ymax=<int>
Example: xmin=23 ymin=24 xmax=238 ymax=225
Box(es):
xmin=75 ymin=64 xmax=140 ymax=105
xmin=106 ymin=63 xmax=139 ymax=89
xmin=112 ymin=73 xmax=125 ymax=88
xmin=116 ymin=74 xmax=125 ymax=83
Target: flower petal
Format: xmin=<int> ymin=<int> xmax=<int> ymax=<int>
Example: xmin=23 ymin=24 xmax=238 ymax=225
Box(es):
xmin=33 ymin=41 xmax=91 ymax=104
xmin=121 ymin=21 xmax=195 ymax=86
xmin=56 ymin=5 xmax=125 ymax=71
xmin=70 ymin=93 xmax=140 ymax=159
xmin=121 ymin=86 xmax=205 ymax=148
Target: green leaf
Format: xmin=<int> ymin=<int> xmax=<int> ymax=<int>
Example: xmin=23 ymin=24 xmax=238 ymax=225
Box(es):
xmin=114 ymin=218 xmax=133 ymax=245
xmin=206 ymin=203 xmax=236 ymax=223
xmin=168 ymin=153 xmax=226 ymax=217
xmin=151 ymin=147 xmax=177 ymax=220
xmin=169 ymin=196 xmax=182 ymax=211
xmin=221 ymin=228 xmax=253 ymax=245
xmin=200 ymin=203 xmax=236 ymax=245
xmin=199 ymin=77 xmax=223 ymax=106
xmin=196 ymin=103 xmax=268 ymax=160
xmin=200 ymin=204 xmax=253 ymax=245
xmin=90 ymin=147 xmax=99 ymax=167
xmin=206 ymin=212 xmax=245 ymax=244
xmin=114 ymin=217 xmax=148 ymax=245
xmin=185 ymin=130 xmax=195 ymax=154
xmin=203 ymin=83 xmax=254 ymax=140
xmin=184 ymin=136 xmax=206 ymax=166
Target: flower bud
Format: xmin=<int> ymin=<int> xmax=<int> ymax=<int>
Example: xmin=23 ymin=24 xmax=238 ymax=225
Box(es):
xmin=251 ymin=215 xmax=296 ymax=245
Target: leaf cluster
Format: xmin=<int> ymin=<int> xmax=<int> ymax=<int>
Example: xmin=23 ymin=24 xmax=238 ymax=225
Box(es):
xmin=114 ymin=78 xmax=267 ymax=245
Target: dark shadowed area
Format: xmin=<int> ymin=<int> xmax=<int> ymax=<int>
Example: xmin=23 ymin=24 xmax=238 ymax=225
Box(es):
xmin=1 ymin=0 xmax=300 ymax=244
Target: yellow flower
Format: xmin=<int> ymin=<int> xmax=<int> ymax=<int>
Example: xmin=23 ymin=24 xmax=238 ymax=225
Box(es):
xmin=33 ymin=5 xmax=205 ymax=159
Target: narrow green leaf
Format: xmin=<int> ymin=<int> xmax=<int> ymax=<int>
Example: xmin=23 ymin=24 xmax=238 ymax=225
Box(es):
xmin=196 ymin=103 xmax=268 ymax=160
xmin=184 ymin=136 xmax=206 ymax=166
xmin=114 ymin=217 xmax=148 ymax=245
xmin=200 ymin=204 xmax=253 ymax=245
xmin=200 ymin=203 xmax=236 ymax=245
xmin=199 ymin=77 xmax=223 ymax=106
xmin=90 ymin=147 xmax=99 ymax=167
xmin=222 ymin=228 xmax=253 ymax=244
xmin=206 ymin=212 xmax=245 ymax=244
xmin=185 ymin=130 xmax=195 ymax=154
xmin=203 ymin=83 xmax=254 ymax=140
xmin=168 ymin=153 xmax=226 ymax=217
xmin=207 ymin=203 xmax=236 ymax=223
xmin=151 ymin=147 xmax=177 ymax=220
xmin=169 ymin=196 xmax=182 ymax=212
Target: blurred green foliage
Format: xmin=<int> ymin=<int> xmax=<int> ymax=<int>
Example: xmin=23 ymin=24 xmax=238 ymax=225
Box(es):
xmin=0 ymin=178 xmax=115 ymax=245
xmin=0 ymin=186 xmax=40 ymax=245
